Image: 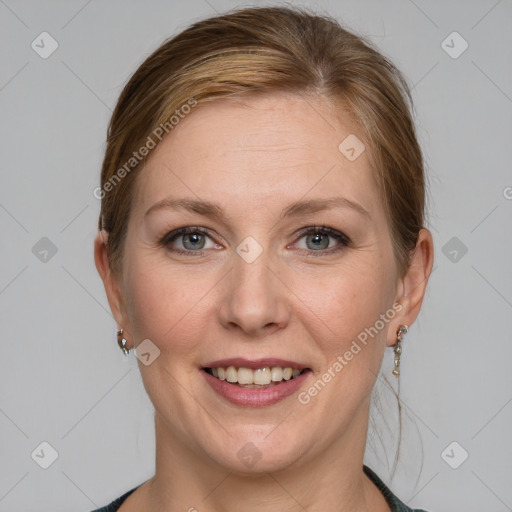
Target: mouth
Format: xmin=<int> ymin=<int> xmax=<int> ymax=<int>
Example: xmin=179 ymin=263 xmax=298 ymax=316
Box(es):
xmin=202 ymin=365 xmax=310 ymax=388
xmin=200 ymin=360 xmax=312 ymax=406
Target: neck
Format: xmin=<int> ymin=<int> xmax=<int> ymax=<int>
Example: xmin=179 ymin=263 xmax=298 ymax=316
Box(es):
xmin=144 ymin=403 xmax=389 ymax=512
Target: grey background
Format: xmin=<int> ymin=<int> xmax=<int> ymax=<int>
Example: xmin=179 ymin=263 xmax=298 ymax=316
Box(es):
xmin=1 ymin=0 xmax=511 ymax=511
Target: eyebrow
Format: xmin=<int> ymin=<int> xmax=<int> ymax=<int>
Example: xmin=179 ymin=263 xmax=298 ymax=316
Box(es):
xmin=144 ymin=196 xmax=371 ymax=221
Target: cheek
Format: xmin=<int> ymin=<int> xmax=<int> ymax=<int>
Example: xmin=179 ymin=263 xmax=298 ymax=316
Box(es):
xmin=124 ymin=257 xmax=204 ymax=356
xmin=300 ymin=257 xmax=396 ymax=366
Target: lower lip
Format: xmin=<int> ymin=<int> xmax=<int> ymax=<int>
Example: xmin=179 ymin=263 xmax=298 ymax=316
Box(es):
xmin=201 ymin=369 xmax=311 ymax=407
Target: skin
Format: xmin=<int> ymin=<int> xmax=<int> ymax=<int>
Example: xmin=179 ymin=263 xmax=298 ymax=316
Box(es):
xmin=95 ymin=91 xmax=434 ymax=512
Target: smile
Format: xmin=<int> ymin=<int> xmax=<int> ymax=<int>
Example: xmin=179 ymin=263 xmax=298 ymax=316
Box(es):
xmin=204 ymin=366 xmax=306 ymax=387
xmin=201 ymin=359 xmax=312 ymax=406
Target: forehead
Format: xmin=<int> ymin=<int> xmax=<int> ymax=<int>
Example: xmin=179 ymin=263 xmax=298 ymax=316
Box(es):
xmin=133 ymin=92 xmax=381 ymax=219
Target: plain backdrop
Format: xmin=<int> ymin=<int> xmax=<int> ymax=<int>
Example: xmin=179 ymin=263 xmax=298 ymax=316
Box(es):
xmin=0 ymin=1 xmax=511 ymax=511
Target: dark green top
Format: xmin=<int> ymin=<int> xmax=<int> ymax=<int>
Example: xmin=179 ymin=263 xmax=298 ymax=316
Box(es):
xmin=90 ymin=465 xmax=429 ymax=511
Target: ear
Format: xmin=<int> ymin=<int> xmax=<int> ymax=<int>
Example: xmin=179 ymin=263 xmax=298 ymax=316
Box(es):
xmin=94 ymin=230 xmax=132 ymax=343
xmin=387 ymin=228 xmax=434 ymax=346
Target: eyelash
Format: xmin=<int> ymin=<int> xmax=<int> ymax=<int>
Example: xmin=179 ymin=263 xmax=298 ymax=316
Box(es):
xmin=158 ymin=226 xmax=351 ymax=257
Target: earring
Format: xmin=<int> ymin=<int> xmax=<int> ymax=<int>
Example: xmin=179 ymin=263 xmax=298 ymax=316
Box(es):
xmin=117 ymin=328 xmax=131 ymax=356
xmin=392 ymin=324 xmax=408 ymax=378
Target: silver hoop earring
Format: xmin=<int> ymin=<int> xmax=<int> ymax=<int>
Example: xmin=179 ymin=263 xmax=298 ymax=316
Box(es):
xmin=117 ymin=328 xmax=131 ymax=356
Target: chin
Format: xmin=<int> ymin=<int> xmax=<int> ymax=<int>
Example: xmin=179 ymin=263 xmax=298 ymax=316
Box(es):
xmin=203 ymin=428 xmax=309 ymax=475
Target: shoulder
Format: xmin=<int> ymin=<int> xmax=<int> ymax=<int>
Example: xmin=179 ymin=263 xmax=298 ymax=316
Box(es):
xmin=363 ymin=465 xmax=431 ymax=512
xmin=89 ymin=485 xmax=140 ymax=512
xmin=90 ymin=471 xmax=431 ymax=512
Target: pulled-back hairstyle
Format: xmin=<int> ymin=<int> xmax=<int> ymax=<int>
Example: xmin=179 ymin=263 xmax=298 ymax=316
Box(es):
xmin=98 ymin=5 xmax=426 ymax=279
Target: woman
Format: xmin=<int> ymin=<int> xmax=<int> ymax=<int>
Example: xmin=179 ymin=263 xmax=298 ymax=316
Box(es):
xmin=92 ymin=5 xmax=434 ymax=511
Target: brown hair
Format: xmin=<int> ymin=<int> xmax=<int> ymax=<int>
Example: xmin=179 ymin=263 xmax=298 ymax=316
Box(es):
xmin=97 ymin=5 xmax=428 ymax=477
xmin=98 ymin=5 xmax=426 ymax=279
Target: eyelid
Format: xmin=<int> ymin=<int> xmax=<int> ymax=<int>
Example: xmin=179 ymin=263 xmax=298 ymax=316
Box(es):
xmin=160 ymin=225 xmax=351 ymax=256
xmin=292 ymin=226 xmax=351 ymax=246
xmin=159 ymin=226 xmax=219 ymax=248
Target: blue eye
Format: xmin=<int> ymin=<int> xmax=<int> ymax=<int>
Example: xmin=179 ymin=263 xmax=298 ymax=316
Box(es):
xmin=160 ymin=227 xmax=216 ymax=256
xmin=295 ymin=227 xmax=350 ymax=254
xmin=159 ymin=226 xmax=350 ymax=257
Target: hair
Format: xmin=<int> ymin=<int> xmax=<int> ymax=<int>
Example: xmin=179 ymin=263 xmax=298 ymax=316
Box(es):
xmin=97 ymin=4 xmax=427 ymax=477
xmin=98 ymin=5 xmax=426 ymax=279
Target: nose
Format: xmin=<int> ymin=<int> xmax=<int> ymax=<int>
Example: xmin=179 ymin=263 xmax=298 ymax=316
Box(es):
xmin=217 ymin=244 xmax=290 ymax=337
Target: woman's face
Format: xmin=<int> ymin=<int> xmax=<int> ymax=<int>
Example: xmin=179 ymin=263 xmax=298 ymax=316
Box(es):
xmin=101 ymin=92 xmax=410 ymax=473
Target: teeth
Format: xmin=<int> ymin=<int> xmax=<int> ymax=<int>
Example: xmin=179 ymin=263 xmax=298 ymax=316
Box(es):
xmin=271 ymin=367 xmax=283 ymax=382
xmin=254 ymin=367 xmax=271 ymax=385
xmin=225 ymin=366 xmax=237 ymax=383
xmin=208 ymin=365 xmax=305 ymax=386
xmin=237 ymin=367 xmax=253 ymax=385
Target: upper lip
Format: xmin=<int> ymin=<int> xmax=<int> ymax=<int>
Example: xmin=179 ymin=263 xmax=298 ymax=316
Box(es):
xmin=202 ymin=358 xmax=309 ymax=370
